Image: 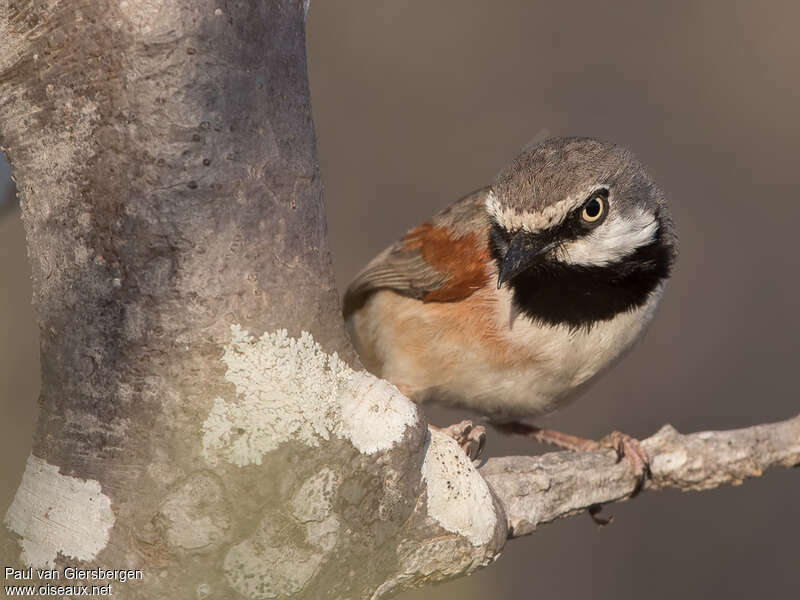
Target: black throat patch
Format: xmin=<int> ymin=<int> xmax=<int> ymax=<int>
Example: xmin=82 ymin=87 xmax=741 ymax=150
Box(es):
xmin=491 ymin=227 xmax=674 ymax=329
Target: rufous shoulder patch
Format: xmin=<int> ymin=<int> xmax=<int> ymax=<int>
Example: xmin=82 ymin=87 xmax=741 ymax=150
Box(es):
xmin=402 ymin=222 xmax=490 ymax=302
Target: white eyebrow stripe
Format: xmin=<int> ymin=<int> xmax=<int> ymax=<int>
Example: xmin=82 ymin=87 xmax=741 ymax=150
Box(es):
xmin=485 ymin=191 xmax=576 ymax=232
xmin=484 ymin=186 xmax=607 ymax=233
xmin=555 ymin=208 xmax=658 ymax=267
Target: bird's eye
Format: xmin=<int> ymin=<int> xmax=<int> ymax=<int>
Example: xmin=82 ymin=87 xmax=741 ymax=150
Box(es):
xmin=579 ymin=190 xmax=608 ymax=227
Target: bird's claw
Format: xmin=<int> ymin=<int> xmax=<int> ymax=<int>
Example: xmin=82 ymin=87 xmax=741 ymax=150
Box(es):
xmin=588 ymin=504 xmax=614 ymax=527
xmin=598 ymin=430 xmax=650 ymax=494
xmin=434 ymin=420 xmax=487 ymax=461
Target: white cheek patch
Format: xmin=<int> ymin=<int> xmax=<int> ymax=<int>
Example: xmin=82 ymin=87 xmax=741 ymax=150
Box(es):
xmin=556 ymin=208 xmax=658 ymax=267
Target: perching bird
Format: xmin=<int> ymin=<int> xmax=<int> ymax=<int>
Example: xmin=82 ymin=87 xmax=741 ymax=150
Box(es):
xmin=343 ymin=137 xmax=677 ymax=480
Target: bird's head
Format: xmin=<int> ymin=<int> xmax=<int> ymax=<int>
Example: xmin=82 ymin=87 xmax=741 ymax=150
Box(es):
xmin=486 ymin=137 xmax=677 ymax=327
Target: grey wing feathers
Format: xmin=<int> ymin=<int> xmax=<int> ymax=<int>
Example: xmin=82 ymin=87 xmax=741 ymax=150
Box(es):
xmin=342 ymin=244 xmax=447 ymax=317
xmin=341 ymin=187 xmax=491 ymax=318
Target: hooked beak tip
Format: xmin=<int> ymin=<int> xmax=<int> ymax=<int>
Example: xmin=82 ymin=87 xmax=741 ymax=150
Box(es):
xmin=496 ymin=233 xmax=558 ymax=290
xmin=496 ymin=272 xmax=507 ymax=289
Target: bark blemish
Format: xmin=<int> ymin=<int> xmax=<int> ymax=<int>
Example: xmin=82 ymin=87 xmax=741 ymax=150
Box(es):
xmin=340 ymin=373 xmax=419 ymax=454
xmin=201 ymin=325 xmax=418 ymax=466
xmin=158 ymin=472 xmax=231 ymax=551
xmin=421 ymin=430 xmax=497 ymax=546
xmin=291 ymin=467 xmax=340 ymax=523
xmin=223 ymin=509 xmax=334 ymax=600
xmin=223 ymin=468 xmax=342 ymax=598
xmin=3 ymin=454 xmax=115 ymax=568
xmin=117 ymin=0 xmax=191 ymax=37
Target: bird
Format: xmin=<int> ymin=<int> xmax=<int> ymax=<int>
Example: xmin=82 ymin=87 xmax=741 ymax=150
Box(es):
xmin=343 ymin=137 xmax=677 ymax=483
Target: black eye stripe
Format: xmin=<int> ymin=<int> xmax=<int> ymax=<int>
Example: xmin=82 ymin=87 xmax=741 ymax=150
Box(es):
xmin=488 ymin=187 xmax=610 ymax=249
xmin=505 ymin=227 xmax=675 ymax=328
xmin=488 ymin=223 xmax=511 ymax=255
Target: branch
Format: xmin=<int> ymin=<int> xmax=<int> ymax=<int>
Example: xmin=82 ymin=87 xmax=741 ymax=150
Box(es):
xmin=481 ymin=413 xmax=800 ymax=538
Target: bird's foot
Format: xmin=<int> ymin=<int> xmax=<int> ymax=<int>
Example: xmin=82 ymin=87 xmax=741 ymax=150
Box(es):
xmin=494 ymin=423 xmax=649 ymax=494
xmin=430 ymin=420 xmax=487 ymax=461
xmin=597 ymin=430 xmax=650 ymax=493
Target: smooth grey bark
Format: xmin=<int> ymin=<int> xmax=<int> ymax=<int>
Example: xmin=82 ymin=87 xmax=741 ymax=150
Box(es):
xmin=0 ymin=2 xmax=796 ymax=600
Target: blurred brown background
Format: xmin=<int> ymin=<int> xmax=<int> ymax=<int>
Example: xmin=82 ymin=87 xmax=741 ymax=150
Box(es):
xmin=2 ymin=1 xmax=799 ymax=598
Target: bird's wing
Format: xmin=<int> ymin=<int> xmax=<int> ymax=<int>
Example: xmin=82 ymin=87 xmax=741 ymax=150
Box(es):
xmin=343 ymin=188 xmax=493 ymax=317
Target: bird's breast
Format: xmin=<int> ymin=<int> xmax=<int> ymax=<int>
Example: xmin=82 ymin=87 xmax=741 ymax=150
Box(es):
xmin=477 ymin=283 xmax=664 ymax=419
xmin=347 ymin=282 xmax=663 ymax=421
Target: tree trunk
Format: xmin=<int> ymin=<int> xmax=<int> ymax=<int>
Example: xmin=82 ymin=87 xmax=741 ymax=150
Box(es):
xmin=0 ymin=1 xmax=505 ymax=598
